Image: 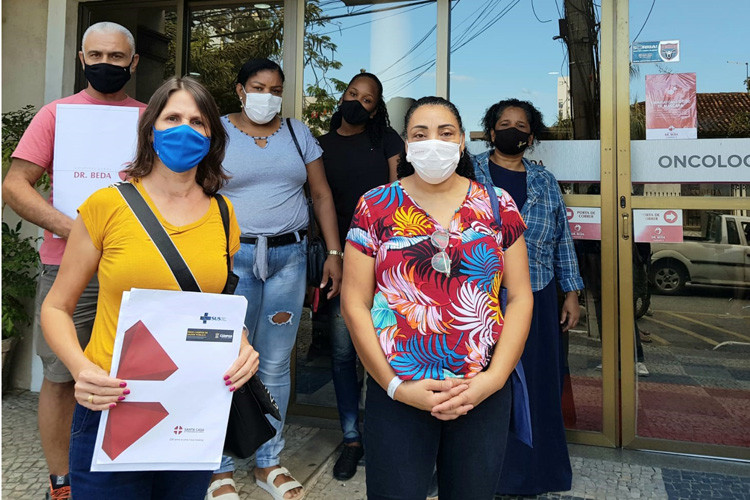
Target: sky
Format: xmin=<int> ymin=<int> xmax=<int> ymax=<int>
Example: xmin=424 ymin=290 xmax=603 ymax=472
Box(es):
xmin=304 ymin=0 xmax=750 ymax=137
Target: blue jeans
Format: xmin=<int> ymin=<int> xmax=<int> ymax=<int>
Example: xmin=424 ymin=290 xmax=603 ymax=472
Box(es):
xmin=228 ymin=239 xmax=307 ymax=469
xmin=322 ymin=296 xmax=362 ymax=443
xmin=69 ymin=405 xmax=212 ymax=499
xmin=364 ymin=377 xmax=511 ymax=500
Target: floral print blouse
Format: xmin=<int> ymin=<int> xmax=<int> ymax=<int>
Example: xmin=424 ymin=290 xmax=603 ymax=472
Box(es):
xmin=346 ymin=180 xmax=526 ymax=380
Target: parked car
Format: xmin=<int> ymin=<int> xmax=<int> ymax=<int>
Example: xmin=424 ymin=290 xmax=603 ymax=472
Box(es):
xmin=649 ymin=213 xmax=750 ymax=294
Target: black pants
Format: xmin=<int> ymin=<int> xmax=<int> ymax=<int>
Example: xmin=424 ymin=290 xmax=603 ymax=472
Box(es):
xmin=364 ymin=377 xmax=511 ymax=500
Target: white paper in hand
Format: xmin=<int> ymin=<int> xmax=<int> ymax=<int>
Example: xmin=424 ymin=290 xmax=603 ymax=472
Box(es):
xmin=90 ymin=288 xmax=247 ymax=471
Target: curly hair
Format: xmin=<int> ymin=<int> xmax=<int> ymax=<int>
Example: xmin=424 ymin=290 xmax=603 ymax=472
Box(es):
xmin=329 ymin=72 xmax=392 ymax=149
xmin=125 ymin=77 xmax=228 ymax=195
xmin=481 ymin=98 xmax=546 ymax=150
xmin=396 ymin=96 xmax=475 ymax=180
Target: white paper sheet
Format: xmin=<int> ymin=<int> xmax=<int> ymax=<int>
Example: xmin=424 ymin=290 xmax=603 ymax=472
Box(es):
xmin=52 ymin=104 xmax=140 ymax=220
xmin=90 ymin=288 xmax=247 ymax=471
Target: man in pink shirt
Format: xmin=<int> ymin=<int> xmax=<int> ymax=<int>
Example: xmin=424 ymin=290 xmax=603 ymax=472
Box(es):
xmin=2 ymin=21 xmax=146 ymax=500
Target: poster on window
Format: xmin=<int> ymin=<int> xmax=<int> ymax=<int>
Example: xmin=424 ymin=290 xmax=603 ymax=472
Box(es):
xmin=633 ymin=209 xmax=683 ymax=243
xmin=645 ymin=73 xmax=697 ymax=140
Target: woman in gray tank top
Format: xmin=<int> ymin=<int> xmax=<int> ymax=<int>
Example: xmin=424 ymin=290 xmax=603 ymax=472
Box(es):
xmin=209 ymin=58 xmax=342 ymax=500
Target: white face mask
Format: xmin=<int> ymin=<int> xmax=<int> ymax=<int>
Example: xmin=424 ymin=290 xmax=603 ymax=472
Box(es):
xmin=406 ymin=139 xmax=462 ymax=184
xmin=243 ymin=90 xmax=282 ymax=124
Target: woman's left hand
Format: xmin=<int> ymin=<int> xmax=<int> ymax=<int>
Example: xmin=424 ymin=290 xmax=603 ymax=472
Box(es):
xmin=223 ymin=343 xmax=260 ymax=392
xmin=429 ymin=372 xmax=505 ymax=421
xmin=560 ymin=292 xmax=580 ymax=332
xmin=321 ymin=255 xmax=343 ymax=299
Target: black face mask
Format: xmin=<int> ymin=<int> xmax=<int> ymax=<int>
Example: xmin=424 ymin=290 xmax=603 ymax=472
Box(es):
xmin=493 ymin=127 xmax=532 ymax=156
xmin=339 ymin=99 xmax=371 ymax=125
xmin=84 ymin=60 xmax=132 ymax=94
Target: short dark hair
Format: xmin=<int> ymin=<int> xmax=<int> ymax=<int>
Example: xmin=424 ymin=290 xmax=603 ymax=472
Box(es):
xmin=396 ymin=96 xmax=475 ymax=180
xmin=481 ymin=98 xmax=545 ymax=149
xmin=125 ymin=76 xmax=228 ymax=195
xmin=236 ymin=58 xmax=285 ymax=87
xmin=329 ymin=72 xmax=392 ymax=148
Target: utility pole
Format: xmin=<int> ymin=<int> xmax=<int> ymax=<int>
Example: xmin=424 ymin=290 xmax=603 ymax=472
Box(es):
xmin=563 ymin=0 xmax=600 ymax=139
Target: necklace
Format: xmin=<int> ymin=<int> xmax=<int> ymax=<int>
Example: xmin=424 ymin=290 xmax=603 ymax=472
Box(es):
xmin=229 ymin=115 xmax=283 ymax=142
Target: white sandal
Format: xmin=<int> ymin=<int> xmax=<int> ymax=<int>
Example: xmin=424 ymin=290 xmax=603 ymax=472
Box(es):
xmin=255 ymin=467 xmax=304 ymax=500
xmin=205 ymin=477 xmax=240 ymax=500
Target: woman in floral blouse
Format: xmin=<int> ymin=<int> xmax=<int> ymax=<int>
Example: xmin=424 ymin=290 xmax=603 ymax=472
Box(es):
xmin=341 ymin=96 xmax=534 ymax=500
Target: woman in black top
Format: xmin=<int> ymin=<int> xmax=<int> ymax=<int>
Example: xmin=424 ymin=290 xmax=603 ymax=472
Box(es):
xmin=317 ymin=72 xmax=403 ymax=480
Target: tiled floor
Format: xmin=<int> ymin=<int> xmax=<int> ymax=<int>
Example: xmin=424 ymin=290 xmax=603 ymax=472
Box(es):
xmin=3 ymin=391 xmax=749 ymax=500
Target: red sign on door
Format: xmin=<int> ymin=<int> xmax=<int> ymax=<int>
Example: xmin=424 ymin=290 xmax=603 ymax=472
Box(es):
xmin=566 ymin=207 xmax=601 ymax=240
xmin=634 ymin=209 xmax=683 ymax=242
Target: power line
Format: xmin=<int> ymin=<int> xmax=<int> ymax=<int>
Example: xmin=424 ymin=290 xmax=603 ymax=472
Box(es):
xmin=631 ymin=0 xmax=656 ymax=45
xmin=531 ymin=0 xmax=552 ymax=23
xmin=553 ymin=0 xmax=563 ymax=17
xmin=315 ymin=2 xmax=430 ymax=36
xmin=389 ymin=0 xmax=522 ymax=95
xmin=317 ymin=0 xmax=433 ymax=23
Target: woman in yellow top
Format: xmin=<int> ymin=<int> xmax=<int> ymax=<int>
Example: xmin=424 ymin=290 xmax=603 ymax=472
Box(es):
xmin=40 ymin=76 xmax=259 ymax=499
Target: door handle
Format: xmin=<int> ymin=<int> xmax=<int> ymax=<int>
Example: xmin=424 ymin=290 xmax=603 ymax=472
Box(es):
xmin=622 ymin=213 xmax=630 ymax=240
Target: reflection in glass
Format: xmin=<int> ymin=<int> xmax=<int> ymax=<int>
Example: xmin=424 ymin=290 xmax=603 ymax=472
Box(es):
xmin=629 ymin=2 xmax=750 ymax=448
xmin=187 ymin=2 xmax=284 ymax=114
xmin=83 ymin=6 xmax=177 ymax=103
xmin=450 ymin=1 xmax=605 ymax=432
xmin=295 ymin=1 xmax=437 ymax=410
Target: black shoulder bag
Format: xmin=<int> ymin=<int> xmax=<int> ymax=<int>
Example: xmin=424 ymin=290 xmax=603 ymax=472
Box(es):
xmin=287 ymin=118 xmax=328 ymax=287
xmin=115 ymin=182 xmax=280 ymax=459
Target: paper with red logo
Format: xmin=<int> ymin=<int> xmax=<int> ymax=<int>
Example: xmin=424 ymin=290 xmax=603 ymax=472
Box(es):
xmin=91 ymin=288 xmax=246 ymax=471
xmin=566 ymin=207 xmax=601 ymax=240
xmin=645 ymin=73 xmax=697 ymax=140
xmin=633 ymin=209 xmax=683 ymax=243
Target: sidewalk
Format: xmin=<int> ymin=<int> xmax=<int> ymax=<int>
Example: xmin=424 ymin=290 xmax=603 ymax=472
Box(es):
xmin=3 ymin=390 xmax=749 ymax=499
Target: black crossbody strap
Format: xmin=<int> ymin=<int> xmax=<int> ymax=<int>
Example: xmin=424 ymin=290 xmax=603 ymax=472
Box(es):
xmin=287 ymin=118 xmax=316 ymax=239
xmin=214 ymin=193 xmax=231 ymax=273
xmin=114 ymin=182 xmax=202 ymax=293
xmin=286 ymin=118 xmax=304 ymax=162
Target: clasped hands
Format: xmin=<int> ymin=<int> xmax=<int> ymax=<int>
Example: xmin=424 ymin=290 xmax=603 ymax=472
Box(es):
xmin=394 ymin=371 xmax=505 ymax=421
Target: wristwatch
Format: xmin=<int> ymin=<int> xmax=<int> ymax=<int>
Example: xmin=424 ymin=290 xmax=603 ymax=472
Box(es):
xmin=327 ymin=250 xmax=344 ymax=258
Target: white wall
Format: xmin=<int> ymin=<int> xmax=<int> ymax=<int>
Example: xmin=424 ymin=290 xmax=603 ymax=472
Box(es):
xmin=2 ymin=0 xmax=49 ymax=113
xmin=2 ymin=0 xmax=83 ymax=391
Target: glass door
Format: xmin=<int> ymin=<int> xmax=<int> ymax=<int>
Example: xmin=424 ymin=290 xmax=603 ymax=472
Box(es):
xmin=291 ymin=0 xmax=439 ymax=417
xmin=619 ymin=0 xmax=750 ymax=459
xmin=291 ymin=0 xmax=623 ymax=450
xmin=452 ymin=0 xmax=619 ymax=448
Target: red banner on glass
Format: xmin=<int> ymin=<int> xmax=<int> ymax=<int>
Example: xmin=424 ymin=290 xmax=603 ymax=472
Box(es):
xmin=645 ymin=73 xmax=697 ymax=140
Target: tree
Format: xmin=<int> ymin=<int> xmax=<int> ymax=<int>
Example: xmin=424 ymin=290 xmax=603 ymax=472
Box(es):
xmin=170 ymin=1 xmax=344 ymax=132
xmin=727 ymin=111 xmax=750 ymax=138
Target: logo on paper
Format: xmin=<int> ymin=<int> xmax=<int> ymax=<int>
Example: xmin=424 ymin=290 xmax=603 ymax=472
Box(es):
xmin=173 ymin=426 xmax=183 ymax=435
xmin=200 ymin=312 xmax=227 ymax=324
xmin=566 ymin=208 xmax=574 ymax=220
xmin=664 ymin=210 xmax=678 ymax=223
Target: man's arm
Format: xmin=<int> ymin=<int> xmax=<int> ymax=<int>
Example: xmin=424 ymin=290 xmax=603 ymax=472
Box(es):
xmin=2 ymin=158 xmax=74 ymax=239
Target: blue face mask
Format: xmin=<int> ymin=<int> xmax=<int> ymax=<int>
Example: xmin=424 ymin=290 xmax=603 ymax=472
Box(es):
xmin=152 ymin=125 xmax=211 ymax=173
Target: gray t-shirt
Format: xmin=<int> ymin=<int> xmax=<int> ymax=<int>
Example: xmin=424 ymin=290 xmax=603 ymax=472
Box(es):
xmin=220 ymin=116 xmax=323 ymax=236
